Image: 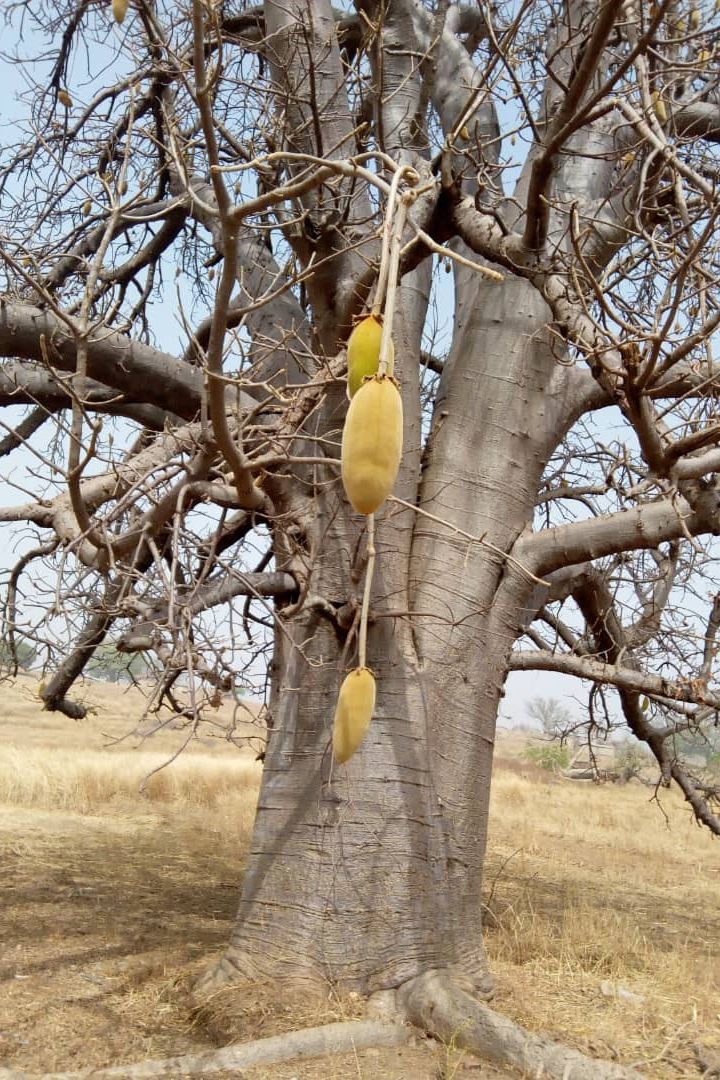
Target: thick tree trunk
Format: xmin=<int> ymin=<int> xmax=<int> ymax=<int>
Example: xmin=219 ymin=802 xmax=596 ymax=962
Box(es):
xmin=207 ymin=276 xmax=585 ymax=995
xmin=214 ymin=604 xmax=452 ymax=990
xmin=407 ymin=276 xmax=586 ymax=988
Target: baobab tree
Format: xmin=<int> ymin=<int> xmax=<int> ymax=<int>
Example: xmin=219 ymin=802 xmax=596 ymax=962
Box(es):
xmin=1 ymin=0 xmax=720 ymax=1068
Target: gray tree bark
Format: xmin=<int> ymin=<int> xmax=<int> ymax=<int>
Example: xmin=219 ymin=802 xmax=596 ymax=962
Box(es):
xmin=202 ymin=259 xmax=594 ymax=994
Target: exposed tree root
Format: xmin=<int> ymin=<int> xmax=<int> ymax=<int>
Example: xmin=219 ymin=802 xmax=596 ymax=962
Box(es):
xmin=0 ymin=971 xmax=648 ymax=1079
xmin=394 ymin=970 xmax=645 ymax=1079
xmin=0 ymin=1020 xmax=412 ymax=1079
xmin=191 ymin=954 xmax=250 ymax=999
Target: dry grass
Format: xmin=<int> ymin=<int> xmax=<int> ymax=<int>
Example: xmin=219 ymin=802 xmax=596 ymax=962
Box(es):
xmin=0 ymin=745 xmax=262 ymax=813
xmin=0 ymin=686 xmax=718 ymax=1077
xmin=485 ymin=767 xmax=720 ymax=1077
xmin=0 ymin=672 xmax=264 ymax=753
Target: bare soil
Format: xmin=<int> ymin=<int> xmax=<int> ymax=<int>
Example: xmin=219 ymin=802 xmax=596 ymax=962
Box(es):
xmin=0 ymin=801 xmax=517 ymax=1078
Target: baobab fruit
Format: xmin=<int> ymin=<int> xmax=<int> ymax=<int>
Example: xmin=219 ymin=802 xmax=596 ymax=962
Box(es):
xmin=652 ymin=90 xmax=668 ymax=124
xmin=58 ymin=89 xmax=73 ymax=108
xmin=689 ymin=7 xmax=701 ymax=30
xmin=346 ymin=315 xmax=392 ymax=399
xmin=332 ymin=667 xmax=376 ymax=764
xmin=341 ymin=374 xmax=403 ymax=515
xmin=112 ymin=0 xmax=128 ymax=22
xmin=82 ymin=198 xmax=92 ymax=216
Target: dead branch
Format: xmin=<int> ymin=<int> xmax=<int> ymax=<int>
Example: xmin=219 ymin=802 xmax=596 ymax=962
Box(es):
xmin=509 ymin=652 xmax=720 ymax=712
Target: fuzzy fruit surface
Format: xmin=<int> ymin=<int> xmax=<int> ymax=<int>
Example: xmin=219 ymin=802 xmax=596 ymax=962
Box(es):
xmin=332 ymin=667 xmax=376 ymax=764
xmin=347 ymin=316 xmax=394 ymax=398
xmin=341 ymin=375 xmax=403 ymax=515
xmin=112 ymin=0 xmax=128 ymax=22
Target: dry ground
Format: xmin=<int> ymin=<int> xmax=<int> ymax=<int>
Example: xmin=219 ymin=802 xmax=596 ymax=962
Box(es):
xmin=0 ymin=678 xmax=718 ymax=1078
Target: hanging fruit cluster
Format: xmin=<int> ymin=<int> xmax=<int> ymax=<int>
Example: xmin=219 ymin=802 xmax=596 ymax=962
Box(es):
xmin=331 ymin=308 xmax=403 ymax=765
xmin=330 ymin=177 xmax=411 ymax=767
xmin=342 ymin=314 xmax=403 ymax=515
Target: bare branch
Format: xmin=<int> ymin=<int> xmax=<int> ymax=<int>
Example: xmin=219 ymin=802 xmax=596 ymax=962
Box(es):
xmin=0 ymin=405 xmax=57 ymax=457
xmin=520 ymin=495 xmax=719 ymax=577
xmin=522 ymin=0 xmax=625 ymax=252
xmin=0 ymin=302 xmax=203 ymax=419
xmin=509 ymin=651 xmax=720 ymax=712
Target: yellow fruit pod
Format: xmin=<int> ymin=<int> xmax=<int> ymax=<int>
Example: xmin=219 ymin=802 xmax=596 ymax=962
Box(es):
xmin=112 ymin=0 xmax=128 ymax=21
xmin=652 ymin=90 xmax=668 ymax=125
xmin=332 ymin=667 xmax=376 ymax=764
xmin=341 ymin=374 xmax=403 ymax=515
xmin=347 ymin=315 xmax=394 ymax=398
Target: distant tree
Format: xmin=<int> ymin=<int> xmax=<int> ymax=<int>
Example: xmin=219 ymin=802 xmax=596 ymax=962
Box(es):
xmin=85 ymin=643 xmax=150 ymax=684
xmin=673 ymin=725 xmax=720 ymax=767
xmin=0 ymin=637 xmax=36 ymax=673
xmin=527 ymin=697 xmax=575 ymax=741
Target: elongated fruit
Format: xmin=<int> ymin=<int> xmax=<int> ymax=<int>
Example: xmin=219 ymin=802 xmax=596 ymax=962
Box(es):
xmin=347 ymin=315 xmax=394 ymax=399
xmin=341 ymin=374 xmax=403 ymax=515
xmin=333 ymin=667 xmax=376 ymax=764
xmin=112 ymin=0 xmax=128 ymax=21
xmin=652 ymin=90 xmax=668 ymax=124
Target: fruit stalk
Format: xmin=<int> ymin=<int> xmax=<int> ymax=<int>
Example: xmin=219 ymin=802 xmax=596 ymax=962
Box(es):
xmin=377 ymin=195 xmax=408 ymax=378
xmin=371 ymin=166 xmax=406 ymax=321
xmin=358 ymin=513 xmax=376 ymax=670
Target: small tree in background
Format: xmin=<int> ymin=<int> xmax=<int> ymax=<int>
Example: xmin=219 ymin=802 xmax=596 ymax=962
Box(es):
xmin=615 ymin=737 xmax=653 ymax=777
xmin=0 ymin=637 xmax=36 ymax=674
xmin=85 ymin=643 xmax=150 ymax=684
xmin=526 ymin=697 xmax=575 ymax=741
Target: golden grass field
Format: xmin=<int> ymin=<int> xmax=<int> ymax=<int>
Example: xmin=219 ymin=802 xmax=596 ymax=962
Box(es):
xmin=0 ymin=674 xmax=718 ymax=1078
